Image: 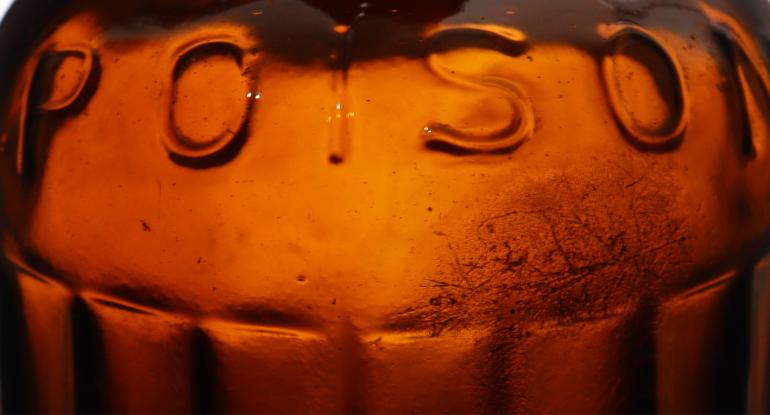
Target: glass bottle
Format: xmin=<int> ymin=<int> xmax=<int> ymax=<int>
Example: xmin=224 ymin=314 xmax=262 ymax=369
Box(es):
xmin=0 ymin=0 xmax=769 ymax=413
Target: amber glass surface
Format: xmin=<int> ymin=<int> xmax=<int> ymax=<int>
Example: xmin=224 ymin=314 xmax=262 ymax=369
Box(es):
xmin=1 ymin=0 xmax=770 ymax=413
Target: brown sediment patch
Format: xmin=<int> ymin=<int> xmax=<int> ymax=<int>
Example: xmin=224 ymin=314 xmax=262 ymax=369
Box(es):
xmin=392 ymin=158 xmax=692 ymax=336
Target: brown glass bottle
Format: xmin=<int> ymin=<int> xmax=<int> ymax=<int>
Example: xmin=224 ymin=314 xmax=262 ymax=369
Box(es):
xmin=1 ymin=0 xmax=769 ymax=413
